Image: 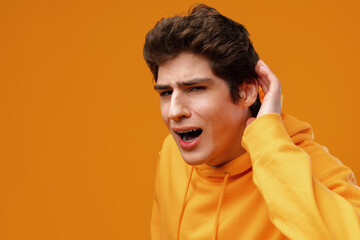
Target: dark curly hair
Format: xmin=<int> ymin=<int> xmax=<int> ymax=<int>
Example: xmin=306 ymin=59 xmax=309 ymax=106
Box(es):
xmin=143 ymin=4 xmax=261 ymax=117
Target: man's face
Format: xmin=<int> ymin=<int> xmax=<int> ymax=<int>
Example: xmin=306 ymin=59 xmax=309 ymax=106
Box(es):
xmin=155 ymin=53 xmax=249 ymax=166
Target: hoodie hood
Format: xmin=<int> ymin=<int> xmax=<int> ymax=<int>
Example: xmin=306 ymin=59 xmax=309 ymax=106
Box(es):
xmin=194 ymin=113 xmax=314 ymax=179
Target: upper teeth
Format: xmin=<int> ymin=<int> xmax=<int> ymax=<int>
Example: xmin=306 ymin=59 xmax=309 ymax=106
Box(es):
xmin=177 ymin=129 xmax=197 ymax=134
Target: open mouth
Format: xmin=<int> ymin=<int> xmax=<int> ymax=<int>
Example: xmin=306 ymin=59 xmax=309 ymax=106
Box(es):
xmin=176 ymin=129 xmax=202 ymax=142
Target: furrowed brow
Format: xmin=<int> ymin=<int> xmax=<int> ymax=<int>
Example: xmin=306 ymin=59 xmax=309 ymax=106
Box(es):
xmin=153 ymin=84 xmax=171 ymax=91
xmin=177 ymin=78 xmax=213 ymax=86
xmin=153 ymin=78 xmax=213 ymax=91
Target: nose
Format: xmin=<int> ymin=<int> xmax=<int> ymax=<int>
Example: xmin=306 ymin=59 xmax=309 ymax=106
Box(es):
xmin=168 ymin=91 xmax=191 ymax=121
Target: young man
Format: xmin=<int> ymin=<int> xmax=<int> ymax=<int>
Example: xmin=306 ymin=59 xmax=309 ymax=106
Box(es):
xmin=143 ymin=4 xmax=360 ymax=240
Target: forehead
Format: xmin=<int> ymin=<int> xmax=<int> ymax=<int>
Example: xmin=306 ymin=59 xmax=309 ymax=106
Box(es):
xmin=157 ymin=53 xmax=214 ymax=84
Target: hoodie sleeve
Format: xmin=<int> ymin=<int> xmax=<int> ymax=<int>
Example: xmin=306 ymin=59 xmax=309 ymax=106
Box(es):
xmin=151 ymin=153 xmax=161 ymax=240
xmin=242 ymin=113 xmax=360 ymax=240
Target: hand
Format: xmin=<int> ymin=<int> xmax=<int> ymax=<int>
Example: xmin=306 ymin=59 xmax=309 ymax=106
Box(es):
xmin=246 ymin=60 xmax=281 ymax=127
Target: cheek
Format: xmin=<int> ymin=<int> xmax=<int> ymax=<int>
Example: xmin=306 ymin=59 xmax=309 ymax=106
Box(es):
xmin=202 ymin=102 xmax=244 ymax=135
xmin=160 ymin=103 xmax=169 ymax=125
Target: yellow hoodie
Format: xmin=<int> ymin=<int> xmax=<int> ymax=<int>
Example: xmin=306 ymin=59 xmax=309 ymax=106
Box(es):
xmin=151 ymin=113 xmax=360 ymax=240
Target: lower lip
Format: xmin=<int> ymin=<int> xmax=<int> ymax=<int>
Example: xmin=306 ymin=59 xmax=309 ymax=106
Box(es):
xmin=178 ymin=133 xmax=201 ymax=150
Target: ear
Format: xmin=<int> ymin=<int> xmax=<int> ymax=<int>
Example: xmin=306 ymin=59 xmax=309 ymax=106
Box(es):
xmin=238 ymin=79 xmax=258 ymax=108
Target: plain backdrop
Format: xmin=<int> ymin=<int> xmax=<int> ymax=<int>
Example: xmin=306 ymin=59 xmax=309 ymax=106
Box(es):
xmin=1 ymin=0 xmax=359 ymax=239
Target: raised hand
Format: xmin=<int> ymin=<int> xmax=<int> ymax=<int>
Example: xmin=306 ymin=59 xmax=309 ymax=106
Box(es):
xmin=246 ymin=60 xmax=282 ymax=127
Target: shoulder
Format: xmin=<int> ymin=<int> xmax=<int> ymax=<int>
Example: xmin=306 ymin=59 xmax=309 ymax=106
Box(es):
xmin=299 ymin=140 xmax=358 ymax=185
xmin=158 ymin=134 xmax=190 ymax=174
xmin=281 ymin=113 xmax=357 ymax=186
xmin=160 ymin=134 xmax=179 ymax=157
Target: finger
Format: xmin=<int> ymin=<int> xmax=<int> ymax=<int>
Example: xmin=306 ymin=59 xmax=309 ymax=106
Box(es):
xmin=258 ymin=66 xmax=271 ymax=85
xmin=255 ymin=63 xmax=270 ymax=84
xmin=257 ymin=62 xmax=281 ymax=93
xmin=256 ymin=60 xmax=274 ymax=80
xmin=259 ymin=59 xmax=269 ymax=69
xmin=255 ymin=60 xmax=265 ymax=76
xmin=259 ymin=61 xmax=279 ymax=85
xmin=257 ymin=77 xmax=269 ymax=94
xmin=257 ymin=67 xmax=271 ymax=93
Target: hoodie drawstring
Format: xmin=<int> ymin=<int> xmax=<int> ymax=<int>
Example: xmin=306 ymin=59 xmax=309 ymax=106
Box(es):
xmin=213 ymin=172 xmax=230 ymax=240
xmin=177 ymin=166 xmax=194 ymax=240
xmin=177 ymin=168 xmax=229 ymax=240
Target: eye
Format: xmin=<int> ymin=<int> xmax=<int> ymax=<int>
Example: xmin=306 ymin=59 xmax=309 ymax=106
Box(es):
xmin=160 ymin=90 xmax=173 ymax=97
xmin=189 ymin=86 xmax=206 ymax=92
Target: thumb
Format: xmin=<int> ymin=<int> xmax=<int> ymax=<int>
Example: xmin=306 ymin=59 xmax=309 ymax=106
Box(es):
xmin=246 ymin=117 xmax=256 ymax=128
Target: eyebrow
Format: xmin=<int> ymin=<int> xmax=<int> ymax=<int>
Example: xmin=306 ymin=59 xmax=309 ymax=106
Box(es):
xmin=153 ymin=78 xmax=213 ymax=91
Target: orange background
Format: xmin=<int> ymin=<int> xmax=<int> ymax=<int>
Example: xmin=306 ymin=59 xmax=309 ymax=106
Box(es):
xmin=1 ymin=0 xmax=359 ymax=239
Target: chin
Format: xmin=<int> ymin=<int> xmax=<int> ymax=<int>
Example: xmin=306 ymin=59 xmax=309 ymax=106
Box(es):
xmin=180 ymin=151 xmax=209 ymax=166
